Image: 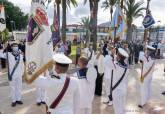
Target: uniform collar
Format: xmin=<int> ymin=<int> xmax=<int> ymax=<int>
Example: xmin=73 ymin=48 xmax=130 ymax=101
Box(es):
xmin=51 ymin=73 xmax=67 ymax=80
xmin=58 ymin=73 xmax=67 ymax=80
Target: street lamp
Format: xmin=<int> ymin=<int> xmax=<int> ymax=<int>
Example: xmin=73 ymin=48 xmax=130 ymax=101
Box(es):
xmin=10 ymin=20 xmax=14 ymax=37
xmin=10 ymin=20 xmax=15 ymax=40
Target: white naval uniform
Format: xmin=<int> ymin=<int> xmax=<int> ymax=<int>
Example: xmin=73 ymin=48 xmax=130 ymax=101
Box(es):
xmin=94 ymin=54 xmax=105 ymax=74
xmin=112 ymin=62 xmax=129 ymax=114
xmin=138 ymin=52 xmax=155 ymax=106
xmin=83 ymin=48 xmax=95 ymax=66
xmin=35 ymin=75 xmax=46 ymax=103
xmin=0 ymin=51 xmax=24 ymax=102
xmin=74 ymin=67 xmax=97 ymax=114
xmin=35 ymin=73 xmax=80 ymax=114
xmin=103 ymin=55 xmax=115 ymax=102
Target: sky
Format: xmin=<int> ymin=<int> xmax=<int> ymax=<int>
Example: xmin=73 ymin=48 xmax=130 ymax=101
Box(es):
xmin=8 ymin=0 xmax=165 ymax=27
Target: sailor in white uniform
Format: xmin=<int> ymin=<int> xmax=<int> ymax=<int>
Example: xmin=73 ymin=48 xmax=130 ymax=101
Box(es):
xmin=35 ymin=74 xmax=46 ymax=106
xmin=74 ymin=56 xmax=97 ymax=114
xmin=0 ymin=41 xmax=24 ymax=107
xmin=103 ymin=45 xmax=116 ymax=105
xmin=35 ymin=54 xmax=80 ymax=114
xmin=94 ymin=48 xmax=105 ymax=96
xmin=83 ymin=44 xmax=95 ymax=67
xmin=112 ymin=48 xmax=129 ymax=114
xmin=138 ymin=45 xmax=156 ymax=108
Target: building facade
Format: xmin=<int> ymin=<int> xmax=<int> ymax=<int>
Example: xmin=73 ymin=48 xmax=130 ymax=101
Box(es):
xmin=132 ymin=26 xmax=165 ymax=42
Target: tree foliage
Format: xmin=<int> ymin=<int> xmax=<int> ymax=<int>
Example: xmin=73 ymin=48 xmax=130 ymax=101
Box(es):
xmin=0 ymin=28 xmax=9 ymax=43
xmin=102 ymin=0 xmax=117 ymax=21
xmin=124 ymin=0 xmax=145 ymax=42
xmin=2 ymin=0 xmax=28 ymax=31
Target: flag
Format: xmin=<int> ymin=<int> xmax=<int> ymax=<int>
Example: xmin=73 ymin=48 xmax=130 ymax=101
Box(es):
xmin=142 ymin=14 xmax=155 ymax=29
xmin=25 ymin=0 xmax=54 ymax=83
xmin=0 ymin=5 xmax=6 ymax=32
xmin=110 ymin=5 xmax=127 ymax=40
xmin=50 ymin=4 xmax=60 ymax=47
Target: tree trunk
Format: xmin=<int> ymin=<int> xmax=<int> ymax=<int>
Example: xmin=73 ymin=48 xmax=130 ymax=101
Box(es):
xmin=110 ymin=7 xmax=113 ymax=22
xmin=126 ymin=23 xmax=132 ymax=42
xmin=91 ymin=1 xmax=98 ymax=51
xmin=56 ymin=0 xmax=60 ymax=35
xmin=56 ymin=1 xmax=61 ymax=36
xmin=62 ymin=0 xmax=66 ymax=43
xmin=120 ymin=0 xmax=124 ymax=9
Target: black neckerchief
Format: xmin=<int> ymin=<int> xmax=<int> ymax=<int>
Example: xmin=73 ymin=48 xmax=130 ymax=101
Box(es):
xmin=51 ymin=75 xmax=61 ymax=79
xmin=117 ymin=60 xmax=127 ymax=68
xmin=12 ymin=52 xmax=20 ymax=60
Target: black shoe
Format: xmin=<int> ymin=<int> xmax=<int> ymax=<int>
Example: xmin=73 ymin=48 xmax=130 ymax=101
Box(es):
xmin=138 ymin=105 xmax=143 ymax=108
xmin=41 ymin=101 xmax=46 ymax=104
xmin=11 ymin=102 xmax=16 ymax=107
xmin=16 ymin=101 xmax=23 ymax=105
xmin=162 ymin=91 xmax=165 ymax=95
xmin=37 ymin=102 xmax=41 ymax=106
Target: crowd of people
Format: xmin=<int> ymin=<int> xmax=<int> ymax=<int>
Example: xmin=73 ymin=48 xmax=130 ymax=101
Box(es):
xmin=0 ymin=38 xmax=165 ymax=114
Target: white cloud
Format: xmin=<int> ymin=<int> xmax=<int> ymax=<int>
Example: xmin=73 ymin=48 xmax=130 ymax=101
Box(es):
xmin=8 ymin=0 xmax=165 ymax=26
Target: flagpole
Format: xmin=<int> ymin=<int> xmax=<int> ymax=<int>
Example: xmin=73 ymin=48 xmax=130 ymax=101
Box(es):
xmin=0 ymin=2 xmax=10 ymax=81
xmin=143 ymin=0 xmax=151 ymax=42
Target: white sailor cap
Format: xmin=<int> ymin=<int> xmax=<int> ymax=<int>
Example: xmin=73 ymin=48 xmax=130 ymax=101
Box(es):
xmin=53 ymin=54 xmax=72 ymax=64
xmin=118 ymin=48 xmax=129 ymax=58
xmin=146 ymin=45 xmax=155 ymax=51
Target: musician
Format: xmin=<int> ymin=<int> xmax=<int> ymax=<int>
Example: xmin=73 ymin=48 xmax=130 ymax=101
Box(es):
xmin=35 ymin=54 xmax=80 ymax=114
xmin=138 ymin=45 xmax=156 ymax=108
xmin=111 ymin=48 xmax=129 ymax=114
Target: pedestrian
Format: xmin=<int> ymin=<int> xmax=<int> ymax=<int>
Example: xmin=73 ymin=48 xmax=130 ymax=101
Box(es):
xmin=0 ymin=43 xmax=6 ymax=69
xmin=35 ymin=54 xmax=80 ymax=114
xmin=74 ymin=56 xmax=97 ymax=114
xmin=76 ymin=46 xmax=81 ymax=65
xmin=162 ymin=52 xmax=165 ymax=95
xmin=0 ymin=41 xmax=24 ymax=107
xmin=138 ymin=45 xmax=156 ymax=108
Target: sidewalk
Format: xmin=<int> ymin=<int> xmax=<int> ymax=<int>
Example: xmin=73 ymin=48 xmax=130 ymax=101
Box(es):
xmin=0 ymin=60 xmax=165 ymax=114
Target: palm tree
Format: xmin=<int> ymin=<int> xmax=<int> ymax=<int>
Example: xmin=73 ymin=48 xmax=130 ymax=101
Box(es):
xmin=55 ymin=0 xmax=61 ymax=25
xmin=61 ymin=0 xmax=77 ymax=42
xmin=79 ymin=17 xmax=90 ymax=44
xmin=84 ymin=0 xmax=99 ymax=51
xmin=124 ymin=0 xmax=145 ymax=42
xmin=102 ymin=0 xmax=117 ymax=21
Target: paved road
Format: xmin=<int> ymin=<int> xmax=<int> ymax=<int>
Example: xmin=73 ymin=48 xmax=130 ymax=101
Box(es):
xmin=0 ymin=60 xmax=165 ymax=114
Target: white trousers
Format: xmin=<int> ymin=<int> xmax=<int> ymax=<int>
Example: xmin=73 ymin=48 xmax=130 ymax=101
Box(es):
xmin=140 ymin=76 xmax=152 ymax=106
xmin=9 ymin=77 xmax=22 ymax=102
xmin=79 ymin=108 xmax=92 ymax=114
xmin=36 ymin=87 xmax=45 ymax=103
xmin=104 ymin=78 xmax=111 ymax=101
xmin=113 ymin=90 xmax=126 ymax=114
